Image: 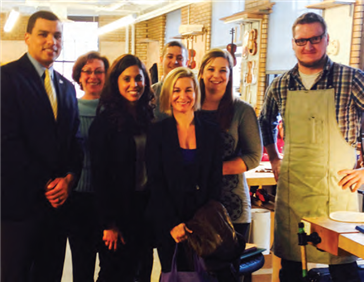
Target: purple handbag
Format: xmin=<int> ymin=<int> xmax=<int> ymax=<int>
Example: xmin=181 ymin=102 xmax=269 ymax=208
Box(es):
xmin=160 ymin=245 xmax=218 ymax=282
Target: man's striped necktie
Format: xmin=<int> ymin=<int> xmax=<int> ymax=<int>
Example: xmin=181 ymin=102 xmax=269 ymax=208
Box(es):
xmin=44 ymin=69 xmax=58 ymax=120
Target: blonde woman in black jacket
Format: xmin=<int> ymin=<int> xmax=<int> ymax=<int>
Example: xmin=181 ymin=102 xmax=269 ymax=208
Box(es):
xmin=146 ymin=67 xmax=239 ymax=281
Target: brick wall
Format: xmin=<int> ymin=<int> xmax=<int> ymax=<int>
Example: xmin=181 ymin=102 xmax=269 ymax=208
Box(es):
xmin=245 ymin=0 xmax=271 ymax=9
xmin=134 ymin=22 xmax=148 ymax=62
xmin=98 ymin=15 xmax=126 ymax=42
xmin=0 ymin=13 xmax=28 ymax=40
xmin=351 ymin=1 xmax=364 ymax=69
xmin=256 ymin=14 xmax=269 ymax=115
xmin=145 ymin=15 xmax=166 ymax=80
xmin=244 ymin=0 xmax=271 ymax=115
xmin=181 ymin=2 xmax=212 ymax=52
xmin=132 ymin=15 xmax=165 ymax=77
xmin=147 ymin=16 xmax=165 ymax=44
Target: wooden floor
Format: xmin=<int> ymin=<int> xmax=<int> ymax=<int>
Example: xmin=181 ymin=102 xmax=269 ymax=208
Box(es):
xmin=61 ymin=241 xmax=162 ymax=282
xmin=251 ymin=253 xmax=272 ymax=282
xmin=61 ymin=241 xmax=273 ymax=282
xmin=63 ymin=247 xmax=364 ymax=282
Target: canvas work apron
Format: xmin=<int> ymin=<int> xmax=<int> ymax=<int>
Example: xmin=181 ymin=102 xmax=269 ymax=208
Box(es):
xmin=273 ymin=74 xmax=359 ymax=264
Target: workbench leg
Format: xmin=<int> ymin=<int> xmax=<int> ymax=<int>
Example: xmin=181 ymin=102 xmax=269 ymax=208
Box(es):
xmin=271 ymin=254 xmax=281 ymax=282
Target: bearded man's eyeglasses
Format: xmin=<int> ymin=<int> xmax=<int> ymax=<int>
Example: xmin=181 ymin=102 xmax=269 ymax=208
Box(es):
xmin=294 ymin=32 xmax=326 ymax=46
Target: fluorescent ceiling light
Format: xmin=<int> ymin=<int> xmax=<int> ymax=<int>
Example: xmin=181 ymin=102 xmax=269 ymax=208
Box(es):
xmin=4 ymin=9 xmax=20 ymax=33
xmin=136 ymin=0 xmax=201 ymax=22
xmin=96 ymin=0 xmax=202 ymax=35
xmin=97 ymin=14 xmax=137 ymax=35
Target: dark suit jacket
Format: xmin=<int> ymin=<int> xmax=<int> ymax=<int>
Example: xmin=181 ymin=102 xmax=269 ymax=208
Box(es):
xmin=1 ymin=54 xmax=83 ymax=220
xmin=89 ymin=112 xmax=137 ymax=236
xmin=146 ymin=116 xmax=223 ymax=244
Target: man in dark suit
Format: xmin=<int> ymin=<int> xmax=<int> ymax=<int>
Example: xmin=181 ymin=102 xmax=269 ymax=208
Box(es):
xmin=1 ymin=11 xmax=83 ymax=282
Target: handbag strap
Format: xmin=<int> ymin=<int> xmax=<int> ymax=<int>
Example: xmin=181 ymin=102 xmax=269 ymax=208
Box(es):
xmin=172 ymin=244 xmax=206 ymax=273
xmin=193 ymin=253 xmax=206 ymax=273
xmin=171 ymin=244 xmax=179 ymax=273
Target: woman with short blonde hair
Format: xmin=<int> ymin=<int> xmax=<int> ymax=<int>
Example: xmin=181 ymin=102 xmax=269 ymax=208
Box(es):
xmin=146 ymin=67 xmax=225 ymax=279
xmin=159 ymin=67 xmax=201 ymax=116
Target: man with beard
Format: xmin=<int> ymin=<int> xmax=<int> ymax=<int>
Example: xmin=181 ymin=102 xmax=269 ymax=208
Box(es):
xmin=259 ymin=12 xmax=364 ymax=282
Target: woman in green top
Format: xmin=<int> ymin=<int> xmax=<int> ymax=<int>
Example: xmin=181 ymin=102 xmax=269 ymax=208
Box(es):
xmin=69 ymin=51 xmax=109 ymax=282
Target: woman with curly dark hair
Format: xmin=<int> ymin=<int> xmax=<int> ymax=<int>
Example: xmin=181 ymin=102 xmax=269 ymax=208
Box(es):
xmin=89 ymin=54 xmax=154 ymax=282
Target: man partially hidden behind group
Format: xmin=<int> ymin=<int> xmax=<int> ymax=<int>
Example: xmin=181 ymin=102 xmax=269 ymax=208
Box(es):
xmin=259 ymin=12 xmax=364 ymax=281
xmin=1 ymin=11 xmax=83 ymax=282
xmin=152 ymin=40 xmax=187 ymax=120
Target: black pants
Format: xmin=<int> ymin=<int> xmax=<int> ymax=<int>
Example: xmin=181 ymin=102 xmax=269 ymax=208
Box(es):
xmin=65 ymin=192 xmax=102 ymax=282
xmin=2 ymin=203 xmax=68 ymax=282
xmin=97 ymin=191 xmax=153 ymax=282
xmin=97 ymin=228 xmax=153 ymax=282
xmin=279 ymin=258 xmax=362 ymax=282
xmin=233 ymin=223 xmax=250 ymax=242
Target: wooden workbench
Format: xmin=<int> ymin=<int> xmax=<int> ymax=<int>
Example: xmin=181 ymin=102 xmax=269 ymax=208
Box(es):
xmin=245 ymin=162 xmax=279 ymax=281
xmin=245 ymin=162 xmax=276 ymax=187
xmin=302 ymin=216 xmax=364 ymax=259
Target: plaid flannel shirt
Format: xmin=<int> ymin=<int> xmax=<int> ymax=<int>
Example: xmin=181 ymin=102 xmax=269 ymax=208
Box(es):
xmin=259 ymin=57 xmax=364 ymax=147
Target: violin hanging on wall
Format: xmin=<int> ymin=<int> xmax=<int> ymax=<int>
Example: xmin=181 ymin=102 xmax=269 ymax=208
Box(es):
xmin=248 ymin=29 xmax=258 ymax=56
xmin=242 ymin=29 xmax=250 ymax=60
xmin=187 ymin=37 xmax=196 ymax=69
xmin=226 ymin=28 xmax=237 ymax=67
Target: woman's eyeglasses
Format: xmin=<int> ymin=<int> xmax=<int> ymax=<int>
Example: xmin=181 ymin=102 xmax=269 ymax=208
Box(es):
xmin=294 ymin=32 xmax=326 ymax=46
xmin=81 ymin=70 xmax=105 ymax=76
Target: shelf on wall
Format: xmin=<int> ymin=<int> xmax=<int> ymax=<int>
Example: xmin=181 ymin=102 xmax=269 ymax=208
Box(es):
xmin=172 ymin=31 xmax=205 ymax=39
xmin=220 ymin=2 xmax=275 ymax=24
xmin=306 ymin=0 xmax=356 ymax=10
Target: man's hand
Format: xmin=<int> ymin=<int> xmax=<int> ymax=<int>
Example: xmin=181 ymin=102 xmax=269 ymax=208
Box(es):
xmin=103 ymin=228 xmax=125 ymax=251
xmin=45 ymin=174 xmax=74 ymax=208
xmin=170 ymin=223 xmax=192 ymax=243
xmin=270 ymin=157 xmax=282 ymax=182
xmin=265 ymin=143 xmax=283 ymax=182
xmin=338 ymin=168 xmax=364 ymax=192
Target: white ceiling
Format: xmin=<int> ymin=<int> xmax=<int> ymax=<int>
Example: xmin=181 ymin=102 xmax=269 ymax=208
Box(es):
xmin=0 ymin=0 xmax=193 ymax=19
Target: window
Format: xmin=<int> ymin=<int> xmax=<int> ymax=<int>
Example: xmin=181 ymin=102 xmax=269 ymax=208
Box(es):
xmin=54 ymin=21 xmax=99 ymax=98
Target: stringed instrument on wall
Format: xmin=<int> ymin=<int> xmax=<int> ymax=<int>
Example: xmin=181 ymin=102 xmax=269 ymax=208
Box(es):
xmin=248 ymin=29 xmax=258 ymax=56
xmin=245 ymin=60 xmax=256 ymax=85
xmin=242 ymin=29 xmax=250 ymax=60
xmin=226 ymin=28 xmax=237 ymax=66
xmin=187 ymin=37 xmax=196 ymax=69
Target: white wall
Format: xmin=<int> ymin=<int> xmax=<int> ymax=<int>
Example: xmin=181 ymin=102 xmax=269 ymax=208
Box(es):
xmin=324 ymin=5 xmax=353 ymax=65
xmin=1 ymin=40 xmax=27 ymax=65
xmin=211 ymin=0 xmax=245 ymax=48
xmin=99 ymin=41 xmax=126 ymax=65
xmin=266 ymin=0 xmax=322 ymax=72
xmin=165 ymin=9 xmax=181 ymax=42
xmin=146 ymin=40 xmax=160 ymax=71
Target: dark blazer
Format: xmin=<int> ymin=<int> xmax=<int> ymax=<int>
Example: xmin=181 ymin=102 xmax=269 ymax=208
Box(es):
xmin=146 ymin=116 xmax=223 ymax=244
xmin=1 ymin=54 xmax=83 ymax=220
xmin=89 ymin=112 xmax=137 ymax=236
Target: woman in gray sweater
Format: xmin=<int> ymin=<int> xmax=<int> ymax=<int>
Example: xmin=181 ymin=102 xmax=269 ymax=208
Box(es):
xmin=198 ymin=49 xmax=262 ymax=240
